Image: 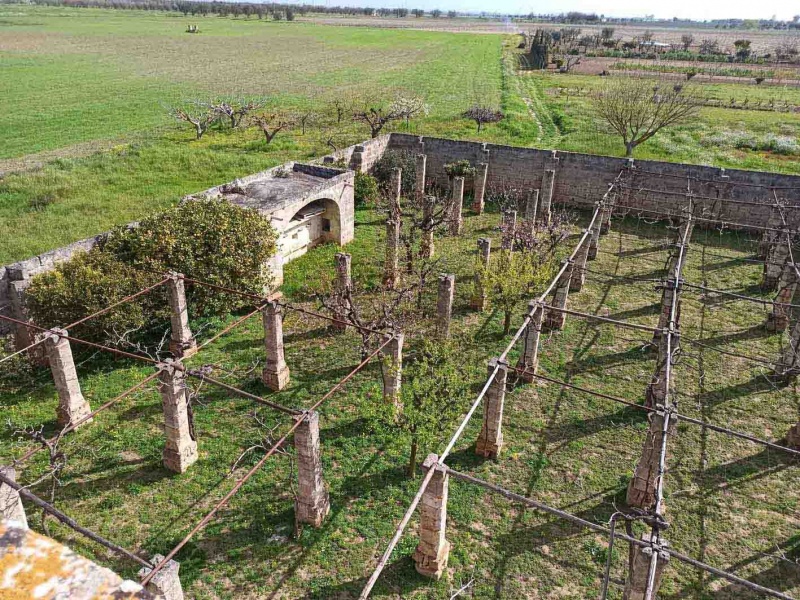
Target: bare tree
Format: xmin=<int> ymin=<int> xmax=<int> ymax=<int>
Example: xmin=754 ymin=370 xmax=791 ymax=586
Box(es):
xmin=680 ymin=34 xmax=694 ymax=51
xmin=212 ymin=98 xmax=265 ymax=129
xmin=592 ymin=77 xmax=701 ymax=157
xmin=251 ymin=113 xmax=294 ymax=144
xmin=169 ymin=102 xmax=219 ymax=139
xmin=462 ymin=105 xmax=503 ymax=132
xmin=352 ymin=94 xmax=428 ymax=138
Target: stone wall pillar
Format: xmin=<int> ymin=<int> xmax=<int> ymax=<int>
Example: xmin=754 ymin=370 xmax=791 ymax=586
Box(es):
xmin=517 ymin=302 xmax=543 ymax=383
xmin=537 ymin=169 xmax=555 ymax=225
xmin=415 ymin=154 xmax=427 ymax=203
xmin=294 ymin=410 xmax=330 ymax=527
xmin=157 ymin=360 xmax=198 ymax=474
xmin=543 ymin=261 xmax=572 ymax=331
xmin=261 ymin=299 xmax=290 ymax=391
xmin=627 ymin=408 xmax=676 ymax=510
xmin=501 ymin=210 xmax=517 ymax=250
xmin=767 ymin=261 xmax=797 ymax=332
xmin=138 ymin=554 xmax=185 ymax=600
xmin=524 ymin=189 xmax=539 ymax=227
xmin=349 ymin=145 xmax=365 ymax=172
xmin=166 ymin=272 xmax=197 ymax=359
xmin=384 ymin=217 xmax=401 ymax=289
xmin=470 ymin=238 xmax=492 ymax=311
xmin=413 ymin=454 xmax=450 ymax=579
xmin=449 ymin=177 xmax=465 ymax=236
xmin=476 ymin=358 xmax=508 ymax=458
xmin=471 ymin=162 xmax=489 ymax=214
xmin=421 ymin=195 xmax=436 ymax=259
xmin=9 ymin=280 xmax=46 ymax=363
xmin=758 ymin=207 xmax=783 ymax=259
xmin=0 ymin=466 xmax=27 ymax=528
xmin=569 ymin=232 xmax=590 ymax=292
xmin=333 ymin=253 xmax=352 ymax=333
xmin=381 ymin=333 xmax=404 ymax=408
xmin=45 ymin=329 xmax=92 ymax=429
xmin=762 ymin=237 xmax=790 ymax=291
xmin=436 ymin=274 xmax=455 ymax=339
xmin=623 ymin=534 xmax=670 ymax=600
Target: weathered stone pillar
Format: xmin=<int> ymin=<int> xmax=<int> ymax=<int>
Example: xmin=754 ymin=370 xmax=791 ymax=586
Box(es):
xmin=777 ymin=318 xmax=800 ymax=377
xmin=537 ymin=169 xmax=555 ymax=225
xmin=600 ymin=192 xmax=615 ymax=235
xmin=157 ymin=360 xmax=198 ymax=474
xmin=349 ymin=145 xmax=365 ymax=172
xmin=569 ymin=231 xmax=590 ymax=292
xmin=623 ymin=534 xmax=670 ymax=600
xmin=381 ymin=333 xmax=404 ymax=408
xmin=525 ymin=189 xmax=539 ymax=227
xmin=588 ymin=210 xmax=602 ymax=260
xmin=476 ymin=358 xmax=508 ymax=458
xmin=470 ymin=238 xmax=492 ymax=311
xmin=767 ymin=261 xmax=797 ymax=332
xmin=787 ymin=421 xmax=800 ymax=449
xmin=0 ymin=466 xmax=27 ymax=528
xmin=166 ymin=272 xmax=197 ymax=359
xmin=415 ymin=154 xmax=427 ymax=203
xmin=294 ymin=410 xmax=330 ymax=527
xmin=390 ymin=167 xmax=402 ymax=213
xmin=261 ymin=299 xmax=290 ymax=391
xmin=471 ymin=162 xmax=489 ymax=214
xmin=517 ymin=302 xmax=543 ymax=383
xmin=653 ymin=278 xmax=681 ymax=344
xmin=762 ymin=237 xmax=790 ymax=291
xmin=758 ymin=207 xmax=783 ymax=259
xmin=421 ymin=195 xmax=436 ymax=259
xmin=627 ymin=408 xmax=676 ymax=510
xmin=543 ymin=261 xmax=572 ymax=331
xmin=436 ymin=274 xmax=455 ymax=339
xmin=45 ymin=329 xmax=92 ymax=429
xmin=501 ymin=210 xmax=517 ymax=250
xmin=8 ymin=280 xmax=46 ymax=363
xmin=413 ymin=454 xmax=450 ymax=579
xmin=333 ymin=253 xmax=352 ymax=333
xmin=384 ymin=217 xmax=401 ymax=289
xmin=449 ymin=177 xmax=465 ymax=236
xmin=138 ymin=554 xmax=185 ymax=600
xmin=645 ymin=335 xmax=669 ymax=410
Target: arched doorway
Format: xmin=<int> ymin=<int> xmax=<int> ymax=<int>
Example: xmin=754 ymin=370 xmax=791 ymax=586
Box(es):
xmin=281 ymin=198 xmax=341 ymax=262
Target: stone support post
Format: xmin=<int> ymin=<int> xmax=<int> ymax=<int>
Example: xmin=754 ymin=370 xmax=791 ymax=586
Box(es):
xmin=623 ymin=534 xmax=670 ymax=600
xmin=166 ymin=272 xmax=196 ymax=359
xmin=261 ymin=299 xmax=290 ymax=391
xmin=767 ymin=261 xmax=797 ymax=332
xmin=501 ymin=210 xmax=517 ymax=250
xmin=537 ymin=169 xmax=555 ymax=225
xmin=471 ymin=162 xmax=489 ymax=214
xmin=157 ymin=360 xmax=198 ymax=474
xmin=626 ymin=408 xmax=676 ymax=510
xmin=645 ymin=335 xmax=669 ymax=410
xmin=138 ymin=554 xmax=185 ymax=600
xmin=449 ymin=177 xmax=465 ymax=236
xmin=777 ymin=318 xmax=800 ymax=377
xmin=524 ymin=189 xmax=539 ymax=228
xmin=415 ymin=154 xmax=427 ymax=203
xmin=390 ymin=167 xmax=402 ymax=214
xmin=384 ymin=217 xmax=401 ymax=289
xmin=600 ymin=192 xmax=616 ymax=235
xmin=421 ymin=195 xmax=436 ymax=259
xmin=653 ymin=278 xmax=681 ymax=344
xmin=0 ymin=467 xmax=27 ymax=528
xmin=787 ymin=421 xmax=800 ymax=448
xmin=588 ymin=210 xmax=602 ymax=260
xmin=45 ymin=329 xmax=92 ymax=429
xmin=333 ymin=253 xmax=352 ymax=333
xmin=758 ymin=208 xmax=783 ymax=259
xmin=294 ymin=410 xmax=330 ymax=527
xmin=470 ymin=238 xmax=492 ymax=311
xmin=436 ymin=274 xmax=455 ymax=339
xmin=413 ymin=454 xmax=450 ymax=579
xmin=543 ymin=261 xmax=572 ymax=331
xmin=569 ymin=231 xmax=590 ymax=292
xmin=517 ymin=302 xmax=543 ymax=383
xmin=476 ymin=358 xmax=508 ymax=458
xmin=762 ymin=237 xmax=790 ymax=291
xmin=381 ymin=333 xmax=404 ymax=408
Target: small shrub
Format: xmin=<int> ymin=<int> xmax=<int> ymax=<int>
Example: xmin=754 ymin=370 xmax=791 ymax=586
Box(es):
xmin=354 ymin=171 xmax=380 ymax=207
xmin=372 ymin=150 xmax=417 ymax=196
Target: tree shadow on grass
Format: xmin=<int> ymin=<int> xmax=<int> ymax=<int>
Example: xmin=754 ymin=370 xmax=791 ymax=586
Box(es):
xmin=300 ymin=558 xmax=427 ymax=599
xmin=696 ymin=374 xmax=784 ymax=408
xmin=543 ymin=405 xmax=648 ymax=447
xmin=696 ymin=325 xmax=772 ymax=347
xmin=691 ymin=445 xmax=797 ymax=492
xmin=566 ymin=344 xmax=652 ymax=373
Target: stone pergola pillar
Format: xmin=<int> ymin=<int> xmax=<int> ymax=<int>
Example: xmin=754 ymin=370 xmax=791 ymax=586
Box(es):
xmin=381 ymin=333 xmax=404 ymax=408
xmin=569 ymin=232 xmax=590 ymax=292
xmin=294 ymin=410 xmax=330 ymax=527
xmin=588 ymin=205 xmax=602 ymax=260
xmin=537 ymin=169 xmax=555 ymax=225
xmin=645 ymin=335 xmax=669 ymax=410
xmin=166 ymin=272 xmax=197 ymax=359
xmin=261 ymin=299 xmax=290 ymax=391
xmin=787 ymin=421 xmax=800 ymax=449
xmin=415 ymin=154 xmax=427 ymax=203
xmin=421 ymin=195 xmax=436 ymax=259
xmin=777 ymin=317 xmax=800 ymax=377
xmin=623 ymin=534 xmax=670 ymax=600
xmin=8 ymin=280 xmax=40 ymax=359
xmin=390 ymin=167 xmax=402 ymax=211
xmin=138 ymin=554 xmax=185 ymax=600
xmin=758 ymin=207 xmax=783 ymax=259
xmin=45 ymin=329 xmax=92 ymax=429
xmin=767 ymin=261 xmax=797 ymax=332
xmin=436 ymin=274 xmax=455 ymax=339
xmin=517 ymin=302 xmax=543 ymax=383
xmin=471 ymin=162 xmax=489 ymax=214
xmin=449 ymin=177 xmax=465 ymax=236
xmin=653 ymin=278 xmax=681 ymax=344
xmin=762 ymin=236 xmax=790 ymax=291
xmin=0 ymin=466 xmax=27 ymax=528
xmin=501 ymin=210 xmax=517 ymax=250
xmin=627 ymin=408 xmax=676 ymax=510
xmin=333 ymin=253 xmax=352 ymax=333
xmin=384 ymin=216 xmax=401 ymax=289
xmin=524 ymin=189 xmax=539 ymax=228
xmin=476 ymin=358 xmax=508 ymax=458
xmin=470 ymin=238 xmax=492 ymax=311
xmin=157 ymin=360 xmax=198 ymax=474
xmin=600 ymin=192 xmax=616 ymax=235
xmin=543 ymin=261 xmax=572 ymax=331
xmin=413 ymin=454 xmax=450 ymax=579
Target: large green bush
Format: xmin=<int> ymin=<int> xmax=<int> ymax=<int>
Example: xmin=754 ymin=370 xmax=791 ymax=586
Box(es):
xmin=104 ymin=199 xmax=277 ymax=315
xmin=354 ymin=171 xmax=380 ymax=207
xmin=372 ymin=150 xmax=417 ymax=196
